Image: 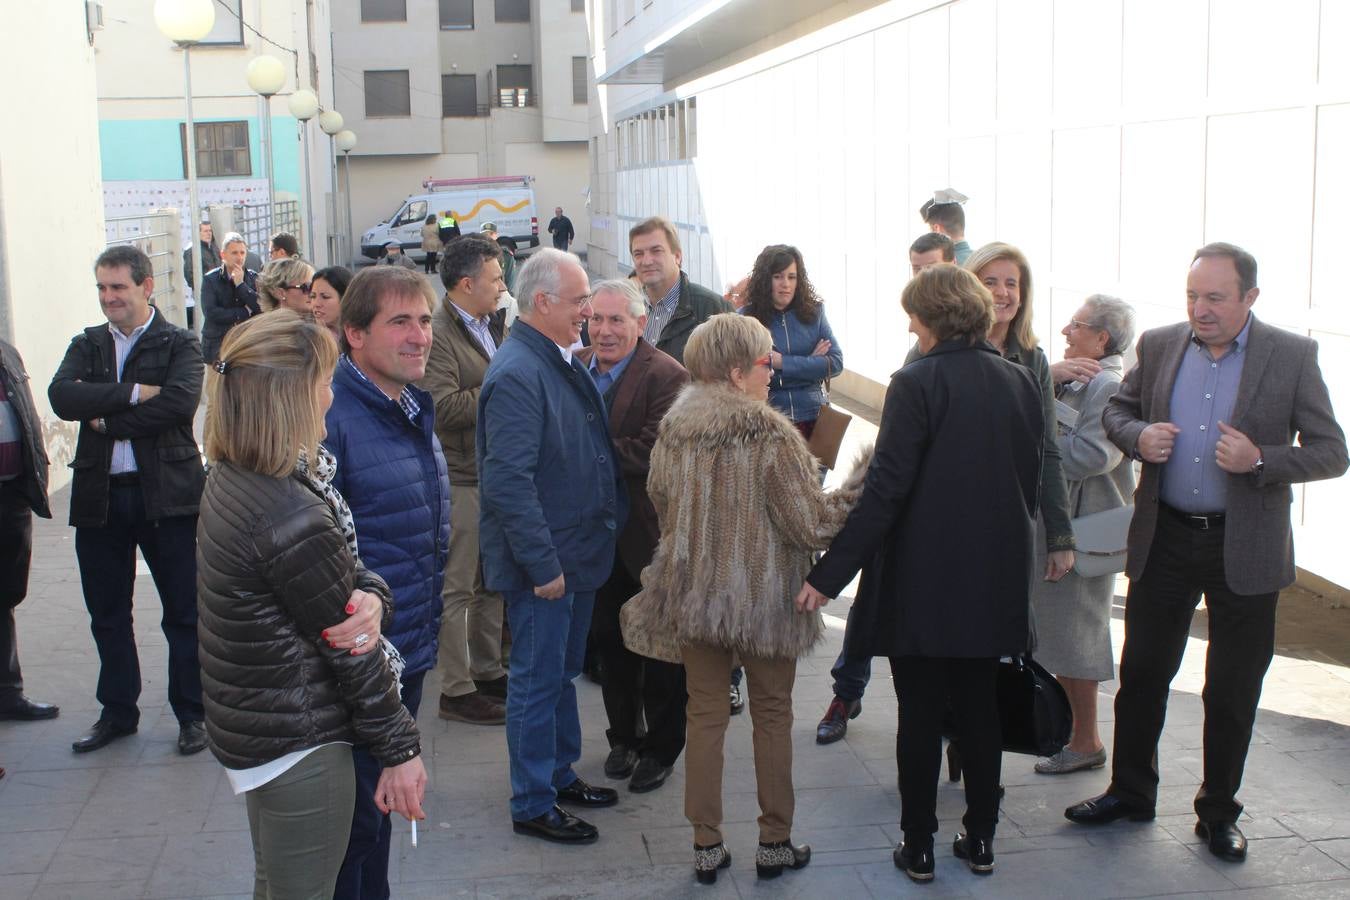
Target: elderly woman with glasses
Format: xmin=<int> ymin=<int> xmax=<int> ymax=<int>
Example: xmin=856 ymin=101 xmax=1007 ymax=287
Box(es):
xmin=622 ymin=313 xmax=869 ymax=886
xmin=1032 ymin=294 xmax=1138 ymax=775
xmin=257 ymin=258 xmax=314 ymax=314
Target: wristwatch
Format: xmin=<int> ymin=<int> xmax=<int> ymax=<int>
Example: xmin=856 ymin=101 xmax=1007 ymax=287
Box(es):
xmin=1250 ymin=455 xmax=1264 ymax=476
xmin=96 ymin=417 xmax=108 ymax=434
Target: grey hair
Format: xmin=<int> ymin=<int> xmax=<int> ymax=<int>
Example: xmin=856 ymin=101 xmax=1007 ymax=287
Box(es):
xmin=515 ymin=247 xmax=574 ymax=316
xmin=1081 ymin=294 xmax=1136 ymax=356
xmin=221 ymin=231 xmax=248 ymax=250
xmin=590 ymin=278 xmax=646 ymax=319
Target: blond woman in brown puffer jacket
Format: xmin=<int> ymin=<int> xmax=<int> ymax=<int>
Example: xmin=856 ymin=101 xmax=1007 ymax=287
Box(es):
xmin=621 ymin=313 xmax=869 ymax=887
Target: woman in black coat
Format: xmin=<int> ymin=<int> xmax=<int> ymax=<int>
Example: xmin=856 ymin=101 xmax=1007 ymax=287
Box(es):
xmin=796 ymin=264 xmax=1047 ymax=883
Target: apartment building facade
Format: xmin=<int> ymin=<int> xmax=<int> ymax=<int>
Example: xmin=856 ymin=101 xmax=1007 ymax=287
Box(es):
xmin=586 ymin=0 xmax=1350 ymax=588
xmin=96 ymin=0 xmax=336 ymax=259
xmin=332 ymin=0 xmax=590 ymax=256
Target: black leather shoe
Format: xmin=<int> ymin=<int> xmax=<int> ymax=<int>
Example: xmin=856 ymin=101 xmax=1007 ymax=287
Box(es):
xmin=894 ymin=841 xmax=935 ymax=882
xmin=604 ymin=745 xmax=639 ymax=779
xmin=178 ymin=721 xmax=209 ymax=755
xmin=629 ymin=757 xmax=673 ymax=793
xmin=756 ymin=840 xmax=810 ymax=878
xmin=729 ymin=683 xmax=744 ymax=716
xmin=0 ymin=696 xmax=60 ymax=721
xmin=556 ymin=777 xmax=619 ymax=807
xmin=512 ymin=805 xmax=598 ymax=844
xmin=816 ymin=696 xmax=861 ymax=745
xmin=1064 ymin=792 xmax=1155 ymax=825
xmin=952 ymin=833 xmax=994 ymax=874
xmin=1195 ymin=820 xmax=1247 ymax=862
xmin=72 ymin=719 xmax=136 ymax=754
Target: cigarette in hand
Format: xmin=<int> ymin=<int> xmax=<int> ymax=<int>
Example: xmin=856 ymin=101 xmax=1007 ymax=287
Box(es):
xmin=411 ymin=819 xmax=418 ymax=848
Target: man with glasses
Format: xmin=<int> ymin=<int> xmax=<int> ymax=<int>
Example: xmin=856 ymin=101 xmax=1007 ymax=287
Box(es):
xmin=478 ymin=248 xmax=626 ymax=845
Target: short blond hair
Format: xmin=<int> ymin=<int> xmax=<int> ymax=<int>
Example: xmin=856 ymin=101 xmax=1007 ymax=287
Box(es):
xmin=203 ymin=310 xmax=338 ymax=478
xmin=256 ymin=258 xmax=314 ymax=310
xmin=683 ymin=313 xmax=771 ymax=384
xmin=901 ymin=264 xmax=995 ymax=345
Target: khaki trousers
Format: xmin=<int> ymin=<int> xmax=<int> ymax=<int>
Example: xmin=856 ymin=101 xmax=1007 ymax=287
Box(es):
xmin=682 ymin=642 xmax=796 ymax=846
xmin=436 ymin=483 xmax=506 ymax=697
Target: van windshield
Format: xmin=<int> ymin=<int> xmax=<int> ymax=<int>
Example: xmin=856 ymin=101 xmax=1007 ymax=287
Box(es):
xmin=386 ymin=203 xmax=407 ymax=224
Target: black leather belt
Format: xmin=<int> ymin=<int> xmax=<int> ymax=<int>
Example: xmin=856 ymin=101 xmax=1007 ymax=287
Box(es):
xmin=1161 ymin=503 xmax=1225 ymax=530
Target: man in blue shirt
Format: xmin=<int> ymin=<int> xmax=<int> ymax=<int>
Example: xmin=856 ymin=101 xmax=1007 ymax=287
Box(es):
xmin=577 ymin=280 xmax=689 ymax=795
xmin=1067 ymin=243 xmax=1348 ymax=863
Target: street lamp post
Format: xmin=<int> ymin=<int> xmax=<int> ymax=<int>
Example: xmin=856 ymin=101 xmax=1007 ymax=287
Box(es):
xmin=288 ymin=89 xmax=320 ymax=260
xmin=318 ymin=110 xmax=344 ymax=265
xmin=154 ymin=0 xmax=216 ymax=327
xmin=335 ymin=130 xmax=358 ymax=266
xmin=245 ymin=56 xmax=287 ymax=239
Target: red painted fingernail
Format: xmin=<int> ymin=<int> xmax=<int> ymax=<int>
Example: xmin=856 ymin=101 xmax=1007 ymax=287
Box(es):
xmin=346 ymin=604 xmax=356 ymax=614
xmin=321 ymin=630 xmax=329 ymax=639
xmin=329 ymin=641 xmax=337 ymax=648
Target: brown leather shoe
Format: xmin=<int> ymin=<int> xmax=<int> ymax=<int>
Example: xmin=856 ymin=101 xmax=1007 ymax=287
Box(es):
xmin=439 ymin=691 xmax=506 ymax=725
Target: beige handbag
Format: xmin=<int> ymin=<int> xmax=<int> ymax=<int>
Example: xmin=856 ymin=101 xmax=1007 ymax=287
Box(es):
xmin=806 ymin=375 xmax=853 ymax=470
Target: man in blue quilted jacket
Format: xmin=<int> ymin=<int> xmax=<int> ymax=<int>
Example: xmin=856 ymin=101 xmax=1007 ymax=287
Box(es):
xmin=324 ymin=266 xmax=452 ymax=899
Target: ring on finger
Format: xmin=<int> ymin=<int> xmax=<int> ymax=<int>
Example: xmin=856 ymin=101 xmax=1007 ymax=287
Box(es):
xmin=354 ymin=632 xmax=370 ymax=646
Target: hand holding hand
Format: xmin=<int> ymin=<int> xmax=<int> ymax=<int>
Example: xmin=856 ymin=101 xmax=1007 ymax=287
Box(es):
xmin=534 ymin=573 xmax=566 ymax=600
xmin=793 ymin=581 xmax=831 ymax=613
xmin=374 ymin=756 xmax=427 ymax=821
xmin=1044 ymin=549 xmax=1075 ymax=582
xmin=1215 ymin=421 xmax=1261 ymax=474
xmin=1049 ymin=357 xmax=1103 ymax=385
xmin=322 ymin=589 xmax=384 ymax=655
xmin=1137 ymin=422 xmax=1182 ymax=464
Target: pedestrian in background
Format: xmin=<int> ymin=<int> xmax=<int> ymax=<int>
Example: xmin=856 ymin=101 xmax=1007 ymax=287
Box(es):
xmin=269 ymin=232 xmax=300 ymax=261
xmin=547 ymin=206 xmax=575 ymax=251
xmin=621 ymin=313 xmax=869 ymax=886
xmin=256 ymin=257 xmax=314 ymax=314
xmin=197 ymin=311 xmax=425 ymax=900
xmin=378 ymin=242 xmax=418 ymax=271
xmin=1032 ymin=294 xmax=1137 ymax=775
xmin=798 ymin=264 xmax=1047 ymax=883
xmin=200 ymin=231 xmax=260 ymax=364
xmin=183 ymin=221 xmax=221 ymax=331
xmin=309 ymin=265 xmax=352 ymax=340
xmin=421 ymin=214 xmax=443 ymax=274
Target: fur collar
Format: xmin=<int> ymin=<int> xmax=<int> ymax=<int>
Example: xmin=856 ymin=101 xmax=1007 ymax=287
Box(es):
xmin=659 ymin=381 xmax=798 ymax=447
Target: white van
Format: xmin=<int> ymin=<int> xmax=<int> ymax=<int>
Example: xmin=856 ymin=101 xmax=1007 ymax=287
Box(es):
xmin=359 ymin=175 xmax=539 ymax=261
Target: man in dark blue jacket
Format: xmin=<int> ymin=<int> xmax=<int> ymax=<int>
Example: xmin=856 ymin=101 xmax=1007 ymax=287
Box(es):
xmin=325 ymin=266 xmax=451 ymax=897
xmin=479 ymin=248 xmax=626 ymax=845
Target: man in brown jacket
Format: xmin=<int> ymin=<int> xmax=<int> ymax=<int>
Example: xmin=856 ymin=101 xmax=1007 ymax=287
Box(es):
xmin=1066 ymin=243 xmax=1348 ymax=862
xmin=576 ymin=279 xmax=690 ymax=794
xmin=422 ymin=233 xmax=510 ymax=724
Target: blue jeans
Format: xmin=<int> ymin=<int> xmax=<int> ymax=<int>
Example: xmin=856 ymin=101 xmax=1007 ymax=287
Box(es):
xmin=831 ymin=603 xmax=873 ymax=703
xmin=504 ymin=588 xmax=595 ymax=821
xmin=334 ymin=670 xmax=426 ymax=900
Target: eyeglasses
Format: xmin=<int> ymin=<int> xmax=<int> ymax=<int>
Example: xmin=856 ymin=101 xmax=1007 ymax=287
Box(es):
xmin=286 ymin=282 xmax=312 ymax=293
xmin=1067 ymin=318 xmax=1100 ymax=331
xmin=544 ymin=291 xmax=593 ymax=308
xmin=754 ymin=354 xmax=773 ymax=369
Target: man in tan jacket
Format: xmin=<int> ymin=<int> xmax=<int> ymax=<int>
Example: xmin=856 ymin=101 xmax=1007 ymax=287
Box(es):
xmin=422 ymin=233 xmax=510 ymax=724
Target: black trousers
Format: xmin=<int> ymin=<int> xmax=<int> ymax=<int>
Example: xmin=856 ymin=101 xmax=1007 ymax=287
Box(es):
xmin=0 ymin=485 xmax=34 ymax=704
xmin=73 ymin=481 xmax=203 ymax=728
xmin=1108 ymin=508 xmax=1277 ymax=822
xmin=891 ymin=656 xmax=1002 ymax=844
xmin=591 ymin=559 xmax=687 ymax=765
xmin=335 ymin=670 xmax=426 ymax=900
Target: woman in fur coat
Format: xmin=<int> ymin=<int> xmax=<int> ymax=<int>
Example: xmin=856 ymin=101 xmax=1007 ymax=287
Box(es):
xmin=621 ymin=313 xmax=869 ymax=886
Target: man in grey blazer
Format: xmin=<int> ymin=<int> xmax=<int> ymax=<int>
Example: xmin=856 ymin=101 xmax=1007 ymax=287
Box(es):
xmin=1065 ymin=243 xmax=1348 ymax=862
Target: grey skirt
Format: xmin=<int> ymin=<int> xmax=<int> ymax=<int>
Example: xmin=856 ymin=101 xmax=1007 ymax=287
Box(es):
xmin=1030 ymin=549 xmax=1117 ymax=682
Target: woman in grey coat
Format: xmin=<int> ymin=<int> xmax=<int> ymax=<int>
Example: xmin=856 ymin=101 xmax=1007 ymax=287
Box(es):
xmin=1032 ymin=294 xmax=1137 ymax=774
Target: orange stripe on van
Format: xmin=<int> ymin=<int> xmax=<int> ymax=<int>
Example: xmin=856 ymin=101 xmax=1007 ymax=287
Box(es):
xmin=449 ymin=198 xmax=531 ymax=219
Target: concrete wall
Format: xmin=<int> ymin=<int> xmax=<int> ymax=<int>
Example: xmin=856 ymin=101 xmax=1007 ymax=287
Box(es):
xmin=0 ymin=2 xmax=107 ymax=485
xmin=590 ymin=0 xmax=1350 ymax=587
xmin=534 ymin=0 xmax=590 ymax=142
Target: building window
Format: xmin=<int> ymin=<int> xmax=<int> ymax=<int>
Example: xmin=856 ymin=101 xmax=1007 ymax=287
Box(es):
xmin=495 ymin=64 xmax=533 ymax=107
xmin=198 ymin=0 xmax=243 ymax=44
xmin=571 ymin=0 xmax=585 ymax=11
xmin=440 ymin=0 xmax=473 ymax=29
xmin=180 ymin=121 xmax=251 ymax=178
xmin=442 ymin=74 xmax=478 ymax=117
xmin=572 ymin=57 xmax=588 ymax=104
xmin=361 ymin=0 xmax=406 ymax=22
xmin=365 ymin=70 xmax=411 ymax=117
xmin=495 ymin=0 xmax=530 ymax=23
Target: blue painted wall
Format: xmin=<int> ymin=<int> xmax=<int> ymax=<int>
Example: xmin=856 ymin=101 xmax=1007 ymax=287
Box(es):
xmin=99 ymin=116 xmax=301 ymax=195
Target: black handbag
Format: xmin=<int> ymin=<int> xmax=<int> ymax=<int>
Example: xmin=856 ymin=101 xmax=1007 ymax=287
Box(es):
xmin=996 ymin=654 xmax=1073 ymax=756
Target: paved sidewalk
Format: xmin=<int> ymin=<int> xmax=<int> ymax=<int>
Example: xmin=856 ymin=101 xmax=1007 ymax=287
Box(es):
xmin=3 ymin=468 xmax=1350 ymax=898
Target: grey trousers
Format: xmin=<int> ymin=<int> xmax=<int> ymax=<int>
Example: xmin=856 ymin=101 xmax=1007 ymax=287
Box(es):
xmin=245 ymin=743 xmax=356 ymax=900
